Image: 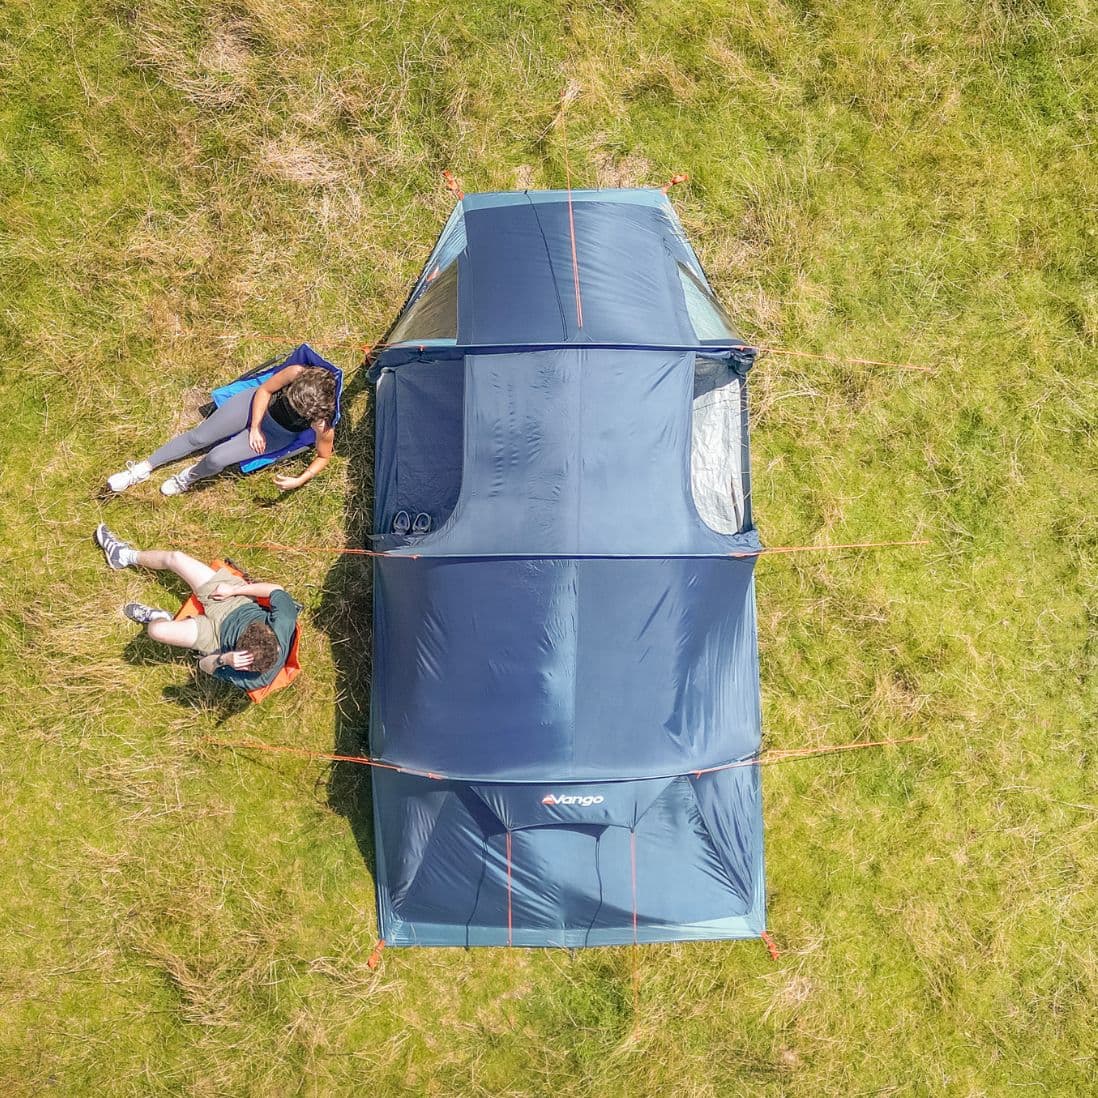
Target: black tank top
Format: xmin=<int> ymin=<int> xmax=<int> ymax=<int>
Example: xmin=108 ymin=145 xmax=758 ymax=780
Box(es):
xmin=268 ymin=389 xmax=310 ymax=433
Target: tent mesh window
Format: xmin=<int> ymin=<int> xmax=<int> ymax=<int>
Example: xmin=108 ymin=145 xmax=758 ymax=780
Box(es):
xmin=691 ymin=355 xmax=749 ymax=534
xmin=389 ymin=262 xmax=458 ymax=344
xmin=677 ymin=262 xmax=735 ymax=342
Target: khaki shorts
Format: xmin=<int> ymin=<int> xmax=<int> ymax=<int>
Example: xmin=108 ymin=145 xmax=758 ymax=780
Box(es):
xmin=191 ymin=568 xmax=253 ymax=655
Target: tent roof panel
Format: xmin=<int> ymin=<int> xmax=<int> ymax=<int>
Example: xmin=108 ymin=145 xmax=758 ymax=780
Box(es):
xmin=377 ymin=189 xmax=742 ymax=360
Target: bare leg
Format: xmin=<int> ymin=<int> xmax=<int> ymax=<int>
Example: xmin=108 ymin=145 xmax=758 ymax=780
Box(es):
xmin=146 ymin=618 xmax=199 ymax=648
xmin=133 ymin=549 xmax=216 ymax=593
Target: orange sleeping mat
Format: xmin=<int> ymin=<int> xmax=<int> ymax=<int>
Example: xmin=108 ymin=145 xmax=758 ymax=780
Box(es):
xmin=175 ymin=559 xmax=301 ymax=703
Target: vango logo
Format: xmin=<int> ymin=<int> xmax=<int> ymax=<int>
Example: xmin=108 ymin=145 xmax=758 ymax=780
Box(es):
xmin=541 ymin=793 xmax=605 ymax=807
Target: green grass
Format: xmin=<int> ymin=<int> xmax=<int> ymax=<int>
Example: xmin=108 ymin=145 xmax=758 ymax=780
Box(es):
xmin=1 ymin=0 xmax=1094 ymax=1093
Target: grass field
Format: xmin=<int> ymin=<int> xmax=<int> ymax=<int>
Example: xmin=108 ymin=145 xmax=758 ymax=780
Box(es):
xmin=1 ymin=0 xmax=1095 ymax=1093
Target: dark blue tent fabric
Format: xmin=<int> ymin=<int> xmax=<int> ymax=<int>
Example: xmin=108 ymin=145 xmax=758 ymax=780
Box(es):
xmin=377 ymin=349 xmax=757 ymax=558
xmin=373 ymin=358 xmax=464 ymax=532
xmin=370 ymin=188 xmax=746 ymax=373
xmin=458 ymin=199 xmax=697 ymax=346
xmin=373 ymin=766 xmax=764 ymax=947
xmin=371 ymin=556 xmax=760 ymax=781
xmin=369 ymin=190 xmax=764 ymax=948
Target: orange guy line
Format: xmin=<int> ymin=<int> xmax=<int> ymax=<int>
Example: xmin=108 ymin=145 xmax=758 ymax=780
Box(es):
xmin=178 ymin=537 xmax=928 ymax=561
xmin=691 ymin=734 xmax=928 ymax=778
xmin=734 ymin=538 xmax=930 ymax=559
xmin=204 ymin=734 xmax=927 ymax=781
xmin=756 ymin=345 xmax=932 ymax=373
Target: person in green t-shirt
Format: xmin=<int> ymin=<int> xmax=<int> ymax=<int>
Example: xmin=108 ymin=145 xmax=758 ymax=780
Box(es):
xmin=94 ymin=524 xmax=299 ymax=691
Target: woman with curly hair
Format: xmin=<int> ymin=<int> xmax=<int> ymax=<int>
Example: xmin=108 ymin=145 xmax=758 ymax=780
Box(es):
xmin=107 ymin=364 xmax=338 ymax=495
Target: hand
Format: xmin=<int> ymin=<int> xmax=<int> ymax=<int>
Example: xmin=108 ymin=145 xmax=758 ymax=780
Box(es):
xmin=208 ymin=582 xmax=238 ymax=601
xmin=249 ymin=427 xmax=267 ymax=454
xmin=221 ymin=650 xmax=254 ymax=671
xmin=273 ymin=473 xmax=302 ymax=491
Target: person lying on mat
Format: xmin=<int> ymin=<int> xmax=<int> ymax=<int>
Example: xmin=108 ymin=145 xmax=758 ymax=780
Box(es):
xmin=94 ymin=524 xmax=299 ymax=691
xmin=106 ymin=365 xmax=337 ymax=495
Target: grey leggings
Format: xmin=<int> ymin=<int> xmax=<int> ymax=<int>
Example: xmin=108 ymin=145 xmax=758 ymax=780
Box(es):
xmin=147 ymin=388 xmax=299 ymax=480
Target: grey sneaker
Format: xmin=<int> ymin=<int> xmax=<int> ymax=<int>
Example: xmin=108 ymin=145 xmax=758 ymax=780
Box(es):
xmin=107 ymin=460 xmax=151 ymax=493
xmin=391 ymin=510 xmax=411 ymax=535
xmin=124 ymin=602 xmax=172 ymax=625
xmin=161 ymin=463 xmax=200 ymax=496
xmin=412 ymin=512 xmax=432 ymax=535
xmin=95 ymin=523 xmax=133 ymax=570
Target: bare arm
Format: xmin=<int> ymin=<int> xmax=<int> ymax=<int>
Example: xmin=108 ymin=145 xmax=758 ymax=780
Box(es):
xmin=198 ymin=650 xmax=255 ymax=674
xmin=234 ymin=582 xmax=284 ymax=599
xmin=208 ymin=581 xmax=285 ymax=601
xmin=273 ymin=426 xmax=335 ymax=491
xmin=248 ymin=365 xmax=305 ymax=453
xmin=197 ymin=653 xmax=221 ymax=675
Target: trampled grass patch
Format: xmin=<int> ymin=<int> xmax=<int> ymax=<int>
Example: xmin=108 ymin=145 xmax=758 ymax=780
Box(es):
xmin=1 ymin=0 xmax=1094 ymax=1093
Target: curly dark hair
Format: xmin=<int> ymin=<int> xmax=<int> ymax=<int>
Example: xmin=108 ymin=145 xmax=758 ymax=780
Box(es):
xmin=238 ymin=621 xmax=282 ymax=676
xmin=286 ymin=367 xmax=338 ymax=426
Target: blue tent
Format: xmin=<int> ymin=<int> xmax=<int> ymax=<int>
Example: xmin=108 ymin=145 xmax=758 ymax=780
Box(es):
xmin=367 ymin=189 xmax=765 ymax=947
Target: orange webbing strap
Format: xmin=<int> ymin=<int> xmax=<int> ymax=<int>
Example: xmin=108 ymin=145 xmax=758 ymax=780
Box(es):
xmin=505 ymin=831 xmax=514 ymax=947
xmin=557 ymin=88 xmax=584 ymax=330
xmin=442 ymin=170 xmax=464 ymax=199
xmin=367 ymin=939 xmax=386 ymax=970
xmin=761 ymin=930 xmax=780 ymax=961
xmin=661 ymin=172 xmax=689 ymax=193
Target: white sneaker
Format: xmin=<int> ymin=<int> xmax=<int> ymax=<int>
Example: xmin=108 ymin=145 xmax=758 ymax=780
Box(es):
xmin=107 ymin=460 xmax=151 ymax=493
xmin=161 ymin=464 xmax=200 ymax=495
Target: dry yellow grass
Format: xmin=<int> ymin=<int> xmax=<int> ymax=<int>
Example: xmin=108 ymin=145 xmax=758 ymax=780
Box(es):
xmin=1 ymin=0 xmax=1094 ymax=1093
